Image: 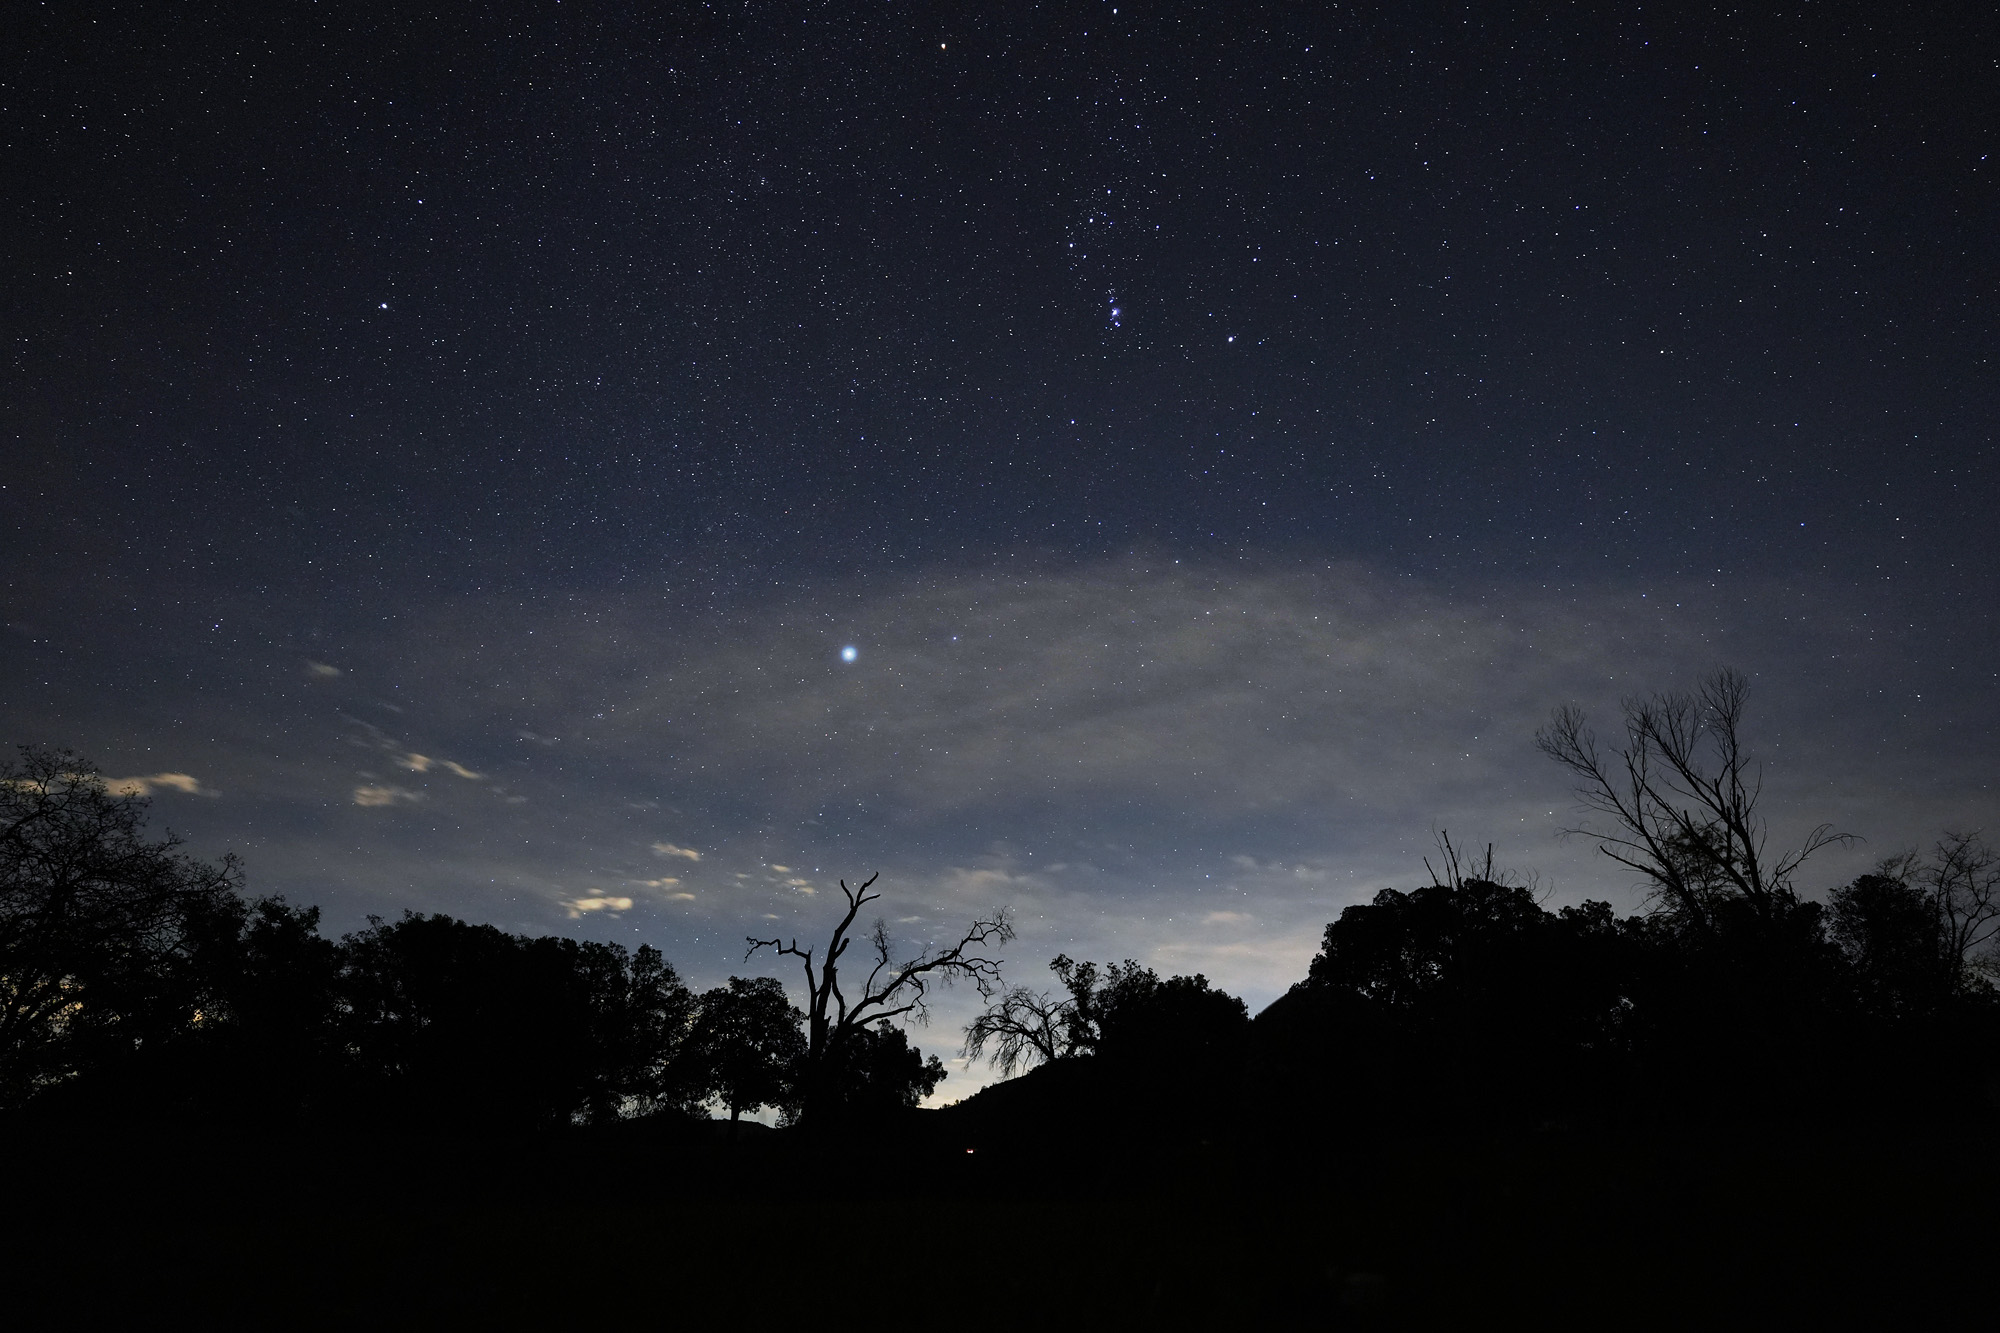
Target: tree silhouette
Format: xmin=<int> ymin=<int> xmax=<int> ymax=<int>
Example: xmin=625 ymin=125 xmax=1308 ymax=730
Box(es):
xmin=1304 ymin=878 xmax=1550 ymax=1008
xmin=0 ymin=746 xmax=242 ymax=1109
xmin=686 ymin=976 xmax=804 ymax=1122
xmin=1927 ymin=832 xmax=2000 ymax=991
xmin=961 ymin=976 xmax=1075 ymax=1076
xmin=1536 ymin=668 xmax=1851 ymax=933
xmin=338 ymin=912 xmax=697 ymax=1129
xmin=1091 ymin=966 xmax=1250 ymax=1080
xmin=1260 ymin=876 xmax=1637 ymax=1129
xmin=805 ymin=1019 xmax=947 ymax=1119
xmin=746 ymin=873 xmax=1010 ymax=1123
xmin=962 ymin=953 xmax=1250 ymax=1136
xmin=173 ymin=894 xmax=346 ymax=1123
xmin=961 ymin=953 xmax=1146 ymax=1075
xmin=575 ymin=936 xmax=704 ymax=1120
xmin=1831 ymin=834 xmax=2000 ymax=1012
xmin=1829 ymin=866 xmax=1951 ymax=1018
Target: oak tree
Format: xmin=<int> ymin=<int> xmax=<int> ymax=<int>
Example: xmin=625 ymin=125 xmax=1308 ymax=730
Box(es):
xmin=686 ymin=975 xmax=805 ymax=1122
xmin=0 ymin=747 xmax=242 ymax=1108
xmin=746 ymin=873 xmax=1010 ymax=1123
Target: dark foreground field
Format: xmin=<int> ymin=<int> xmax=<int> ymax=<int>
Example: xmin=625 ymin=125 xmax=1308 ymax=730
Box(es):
xmin=6 ymin=1105 xmax=1993 ymax=1329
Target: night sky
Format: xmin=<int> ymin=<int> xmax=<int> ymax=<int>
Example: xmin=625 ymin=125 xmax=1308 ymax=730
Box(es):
xmin=7 ymin=1 xmax=1996 ymax=1098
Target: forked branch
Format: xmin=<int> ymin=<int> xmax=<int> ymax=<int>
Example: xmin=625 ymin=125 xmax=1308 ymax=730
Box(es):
xmin=746 ymin=872 xmax=1014 ymax=1121
xmin=1537 ymin=668 xmax=1852 ymax=929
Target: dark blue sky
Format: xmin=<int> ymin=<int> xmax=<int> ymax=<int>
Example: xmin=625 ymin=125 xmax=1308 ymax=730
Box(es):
xmin=6 ymin=0 xmax=1995 ymax=1096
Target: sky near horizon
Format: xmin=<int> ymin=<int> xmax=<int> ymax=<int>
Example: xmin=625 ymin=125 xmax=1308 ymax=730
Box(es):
xmin=6 ymin=2 xmax=1994 ymax=1099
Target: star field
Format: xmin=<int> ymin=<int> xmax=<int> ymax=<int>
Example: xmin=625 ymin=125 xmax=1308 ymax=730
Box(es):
xmin=4 ymin=0 xmax=1995 ymax=1097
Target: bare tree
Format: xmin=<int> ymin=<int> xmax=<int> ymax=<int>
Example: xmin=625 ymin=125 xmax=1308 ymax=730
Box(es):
xmin=746 ymin=873 xmax=1012 ymax=1121
xmin=961 ymin=953 xmax=1107 ymax=1077
xmin=1927 ymin=832 xmax=2000 ymax=990
xmin=962 ymin=954 xmax=1153 ymax=1077
xmin=1422 ymin=828 xmax=1541 ymax=896
xmin=1536 ymin=668 xmax=1851 ymax=931
xmin=962 ymin=982 xmax=1074 ymax=1078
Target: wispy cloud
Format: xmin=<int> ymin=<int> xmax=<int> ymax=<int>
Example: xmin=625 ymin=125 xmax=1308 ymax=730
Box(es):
xmin=353 ymin=784 xmax=422 ymax=807
xmin=104 ymin=772 xmax=209 ymax=798
xmin=482 ymin=557 xmax=1969 ymax=892
xmin=127 ymin=554 xmax=1991 ymax=1045
xmin=399 ymin=753 xmax=483 ymax=779
xmin=501 ymin=562 xmax=1709 ymax=831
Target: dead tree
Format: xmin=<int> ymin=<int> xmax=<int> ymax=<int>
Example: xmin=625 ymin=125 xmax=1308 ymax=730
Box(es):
xmin=746 ymin=873 xmax=1011 ymax=1121
xmin=962 ymin=983 xmax=1073 ymax=1078
xmin=1536 ymin=668 xmax=1851 ymax=932
xmin=962 ymin=954 xmax=1145 ymax=1077
xmin=1422 ymin=828 xmax=1541 ymax=896
xmin=1929 ymin=832 xmax=2000 ymax=990
xmin=964 ymin=956 xmax=1105 ymax=1080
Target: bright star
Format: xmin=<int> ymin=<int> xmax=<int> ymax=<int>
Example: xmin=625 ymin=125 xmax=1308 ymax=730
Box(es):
xmin=840 ymin=645 xmax=858 ymax=662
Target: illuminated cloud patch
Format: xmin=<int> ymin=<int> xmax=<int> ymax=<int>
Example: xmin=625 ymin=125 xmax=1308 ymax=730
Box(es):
xmin=564 ymin=895 xmax=634 ymax=918
xmin=352 ymin=784 xmax=422 ymax=807
xmin=399 ymin=754 xmax=484 ymax=779
xmin=103 ymin=772 xmax=208 ymax=798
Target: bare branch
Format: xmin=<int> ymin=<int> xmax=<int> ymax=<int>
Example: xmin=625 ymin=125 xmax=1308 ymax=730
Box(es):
xmin=963 ymin=983 xmax=1072 ymax=1076
xmin=1537 ymin=669 xmax=1849 ymax=930
xmin=742 ymin=872 xmax=1012 ymax=1123
xmin=1929 ymin=832 xmax=2000 ymax=987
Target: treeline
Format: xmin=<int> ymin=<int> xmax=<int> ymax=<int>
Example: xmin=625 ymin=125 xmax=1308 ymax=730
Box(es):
xmin=956 ymin=845 xmax=2000 ymax=1144
xmin=9 ymin=663 xmax=2000 ymax=1142
xmin=1260 ymin=845 xmax=2000 ymax=1128
xmin=0 ymin=747 xmax=935 ymax=1131
xmin=955 ymin=673 xmax=2000 ymax=1139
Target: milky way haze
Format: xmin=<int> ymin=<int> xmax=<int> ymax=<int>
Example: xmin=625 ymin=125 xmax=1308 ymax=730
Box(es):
xmin=6 ymin=2 xmax=1994 ymax=1096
